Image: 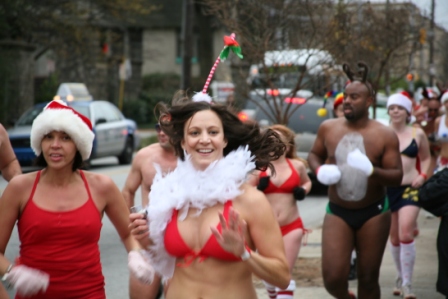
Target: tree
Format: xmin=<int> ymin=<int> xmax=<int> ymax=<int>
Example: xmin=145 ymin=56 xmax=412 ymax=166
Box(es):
xmin=202 ymin=0 xmax=346 ymax=125
xmin=328 ymin=1 xmax=419 ymax=115
xmin=203 ymin=0 xmax=422 ymax=124
xmin=0 ymin=0 xmax=157 ymax=123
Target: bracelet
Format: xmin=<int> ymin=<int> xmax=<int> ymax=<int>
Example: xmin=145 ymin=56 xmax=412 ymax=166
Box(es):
xmin=419 ymin=173 xmax=428 ymax=180
xmin=1 ymin=264 xmax=13 ymax=281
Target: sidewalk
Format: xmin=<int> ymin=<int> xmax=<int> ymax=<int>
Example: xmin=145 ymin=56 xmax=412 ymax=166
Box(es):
xmin=255 ymin=211 xmax=444 ymax=298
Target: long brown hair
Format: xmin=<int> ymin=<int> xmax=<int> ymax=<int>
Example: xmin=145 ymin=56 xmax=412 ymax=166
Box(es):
xmin=155 ymin=91 xmax=286 ymax=173
xmin=270 ymin=124 xmax=309 ymax=167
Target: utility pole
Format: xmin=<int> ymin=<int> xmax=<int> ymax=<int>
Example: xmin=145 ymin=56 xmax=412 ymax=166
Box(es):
xmin=181 ymin=0 xmax=194 ymax=90
xmin=385 ymin=0 xmax=390 ymax=96
xmin=428 ymin=0 xmax=435 ymax=86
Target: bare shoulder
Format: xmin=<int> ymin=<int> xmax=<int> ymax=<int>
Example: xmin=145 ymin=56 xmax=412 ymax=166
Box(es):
xmin=0 ymin=124 xmax=7 ymax=143
xmin=135 ymin=143 xmax=161 ymax=160
xmin=235 ymin=183 xmax=270 ymax=211
xmin=132 ymin=143 xmax=163 ymax=169
xmin=320 ymin=118 xmax=341 ymax=130
xmin=414 ymin=126 xmax=427 ymax=140
xmin=82 ymin=171 xmax=117 ymax=195
xmin=290 ymin=158 xmax=306 ymax=171
xmin=0 ymin=124 xmax=7 ymax=136
xmin=3 ymin=172 xmax=39 ymax=201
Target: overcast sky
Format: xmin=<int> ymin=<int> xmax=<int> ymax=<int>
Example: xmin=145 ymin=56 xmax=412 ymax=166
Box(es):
xmin=368 ymin=0 xmax=448 ymax=29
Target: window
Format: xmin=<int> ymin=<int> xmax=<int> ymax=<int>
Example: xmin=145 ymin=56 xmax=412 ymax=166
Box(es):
xmin=176 ymin=30 xmax=199 ymax=64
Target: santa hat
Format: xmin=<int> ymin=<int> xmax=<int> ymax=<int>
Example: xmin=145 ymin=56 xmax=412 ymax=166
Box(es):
xmin=333 ymin=92 xmax=344 ymax=110
xmin=31 ymin=100 xmax=95 ymax=160
xmin=387 ymin=93 xmax=412 ymax=114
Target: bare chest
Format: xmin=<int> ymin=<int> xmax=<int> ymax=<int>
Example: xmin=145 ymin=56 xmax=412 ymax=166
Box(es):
xmin=325 ymin=129 xmax=383 ymax=165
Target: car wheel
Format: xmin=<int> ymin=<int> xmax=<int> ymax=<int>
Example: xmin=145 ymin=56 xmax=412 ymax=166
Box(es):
xmin=118 ymin=136 xmax=134 ymax=165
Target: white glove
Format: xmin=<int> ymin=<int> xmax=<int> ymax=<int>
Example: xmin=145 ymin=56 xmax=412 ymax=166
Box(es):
xmin=347 ymin=149 xmax=374 ymax=176
xmin=128 ymin=250 xmax=155 ymax=285
xmin=5 ymin=265 xmax=49 ymax=297
xmin=317 ymin=164 xmax=341 ymax=185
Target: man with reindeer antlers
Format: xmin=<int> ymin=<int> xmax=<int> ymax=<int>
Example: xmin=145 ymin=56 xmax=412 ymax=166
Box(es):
xmin=308 ymin=62 xmax=403 ymax=299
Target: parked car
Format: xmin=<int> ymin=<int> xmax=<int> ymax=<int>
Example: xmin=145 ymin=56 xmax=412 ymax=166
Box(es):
xmin=238 ymin=88 xmax=314 ymax=124
xmin=7 ymin=100 xmax=139 ymax=168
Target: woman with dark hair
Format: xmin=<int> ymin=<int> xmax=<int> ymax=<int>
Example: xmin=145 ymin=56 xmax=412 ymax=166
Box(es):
xmin=250 ymin=124 xmax=312 ymax=299
xmin=0 ymin=100 xmax=152 ymax=299
xmin=129 ymin=93 xmax=290 ymax=299
xmin=386 ymin=93 xmax=431 ymax=298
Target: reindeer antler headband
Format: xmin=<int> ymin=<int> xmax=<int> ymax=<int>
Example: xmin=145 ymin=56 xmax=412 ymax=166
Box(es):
xmin=343 ymin=62 xmax=375 ymax=96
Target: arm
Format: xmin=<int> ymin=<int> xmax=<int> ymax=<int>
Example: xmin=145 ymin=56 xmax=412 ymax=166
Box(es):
xmin=307 ymin=121 xmax=328 ymax=173
xmin=244 ymin=188 xmax=290 ymax=288
xmin=122 ymin=153 xmax=144 ymax=208
xmin=370 ymin=129 xmax=403 ymax=186
xmin=307 ymin=121 xmax=341 ymax=185
xmin=0 ymin=125 xmax=21 ymax=181
xmin=235 ymin=187 xmax=290 ymax=289
xmin=102 ymin=176 xmax=142 ymax=251
xmin=296 ymin=160 xmax=312 ymax=195
xmin=434 ymin=116 xmax=440 ymax=135
xmin=415 ymin=128 xmax=431 ymax=186
xmin=0 ymin=177 xmax=22 ymax=275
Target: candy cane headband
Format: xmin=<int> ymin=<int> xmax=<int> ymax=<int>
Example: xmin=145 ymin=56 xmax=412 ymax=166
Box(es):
xmin=192 ymin=33 xmax=243 ymax=103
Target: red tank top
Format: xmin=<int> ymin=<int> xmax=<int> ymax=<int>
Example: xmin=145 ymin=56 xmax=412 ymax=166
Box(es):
xmin=259 ymin=159 xmax=301 ymax=194
xmin=164 ymin=201 xmax=241 ymax=266
xmin=16 ymin=170 xmax=105 ymax=299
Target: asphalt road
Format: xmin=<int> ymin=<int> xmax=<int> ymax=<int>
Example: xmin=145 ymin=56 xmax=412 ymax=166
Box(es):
xmin=0 ymin=157 xmax=329 ymax=299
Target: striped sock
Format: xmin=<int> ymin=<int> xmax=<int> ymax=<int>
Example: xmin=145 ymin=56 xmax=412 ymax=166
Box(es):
xmin=263 ymin=281 xmax=277 ymax=299
xmin=277 ymin=280 xmax=295 ymax=299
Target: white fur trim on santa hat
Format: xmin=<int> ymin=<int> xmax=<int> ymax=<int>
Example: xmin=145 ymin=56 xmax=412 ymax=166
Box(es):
xmin=441 ymin=92 xmax=448 ymax=103
xmin=31 ymin=108 xmax=95 ymax=160
xmin=387 ymin=93 xmax=412 ymax=114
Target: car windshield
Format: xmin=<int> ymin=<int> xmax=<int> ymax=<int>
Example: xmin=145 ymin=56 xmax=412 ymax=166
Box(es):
xmin=16 ymin=106 xmax=44 ymax=126
xmin=15 ymin=104 xmax=90 ymax=126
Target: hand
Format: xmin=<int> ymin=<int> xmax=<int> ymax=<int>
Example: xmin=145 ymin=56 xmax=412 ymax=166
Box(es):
xmin=5 ymin=265 xmax=49 ymax=297
xmin=211 ymin=208 xmax=247 ymax=257
xmin=347 ymin=149 xmax=374 ymax=176
xmin=316 ymin=165 xmax=341 ymax=185
xmin=411 ymin=174 xmax=425 ymax=189
xmin=129 ymin=213 xmax=149 ymax=240
xmin=128 ymin=250 xmax=155 ymax=285
xmin=293 ymin=187 xmax=306 ymax=201
xmin=257 ymin=176 xmax=270 ymax=191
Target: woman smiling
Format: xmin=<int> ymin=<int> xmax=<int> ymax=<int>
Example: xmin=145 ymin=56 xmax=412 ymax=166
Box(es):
xmin=130 ymin=93 xmax=291 ymax=299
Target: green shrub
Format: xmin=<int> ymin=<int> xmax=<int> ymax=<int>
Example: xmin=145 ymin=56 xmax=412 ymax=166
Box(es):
xmin=122 ymin=99 xmax=150 ymax=124
xmin=138 ymin=135 xmax=159 ymax=150
xmin=35 ymin=73 xmax=59 ymax=104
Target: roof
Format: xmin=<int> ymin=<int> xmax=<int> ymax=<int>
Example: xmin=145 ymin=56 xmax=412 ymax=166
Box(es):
xmin=262 ymin=49 xmax=335 ymax=75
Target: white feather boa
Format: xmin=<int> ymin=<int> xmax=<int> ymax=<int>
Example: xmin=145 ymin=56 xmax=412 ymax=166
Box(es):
xmin=145 ymin=145 xmax=256 ymax=279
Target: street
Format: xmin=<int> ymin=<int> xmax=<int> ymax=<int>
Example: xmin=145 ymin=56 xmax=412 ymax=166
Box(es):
xmin=0 ymin=157 xmax=329 ymax=299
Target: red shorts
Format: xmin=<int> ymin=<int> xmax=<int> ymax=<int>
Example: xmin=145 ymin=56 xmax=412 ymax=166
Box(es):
xmin=280 ymin=217 xmax=305 ymax=236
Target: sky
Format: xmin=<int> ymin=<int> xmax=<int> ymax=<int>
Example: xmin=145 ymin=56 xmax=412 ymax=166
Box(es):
xmin=368 ymin=0 xmax=448 ymax=30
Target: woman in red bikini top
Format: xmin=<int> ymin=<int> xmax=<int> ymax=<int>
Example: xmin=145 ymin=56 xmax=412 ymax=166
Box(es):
xmin=0 ymin=100 xmax=150 ymax=299
xmin=129 ymin=96 xmax=291 ymax=299
xmin=249 ymin=124 xmax=312 ymax=299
